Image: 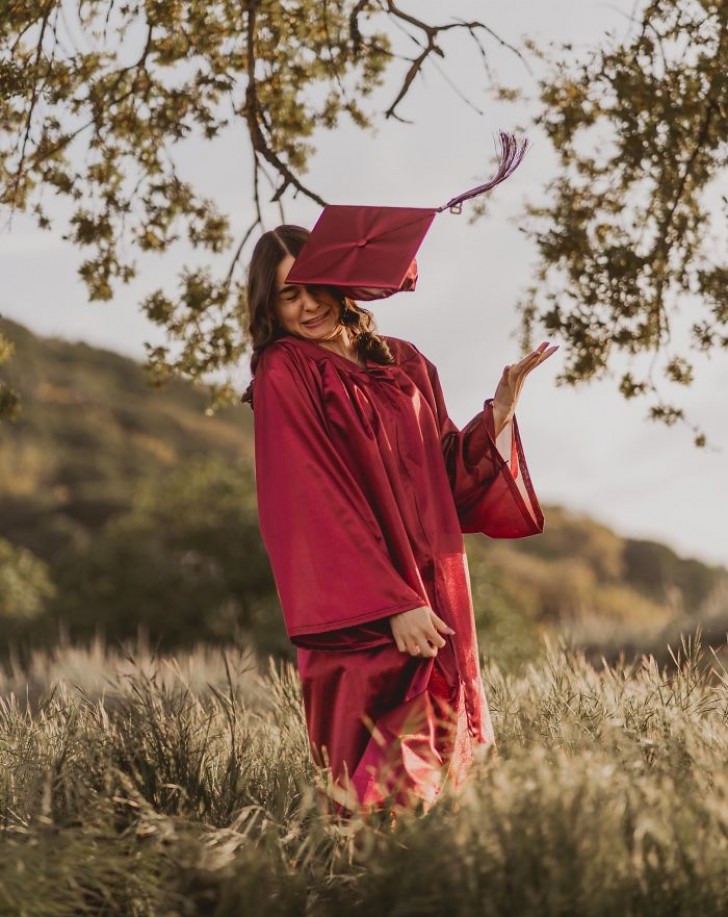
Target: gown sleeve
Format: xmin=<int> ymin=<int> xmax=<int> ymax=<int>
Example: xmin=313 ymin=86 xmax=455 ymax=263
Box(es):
xmin=252 ymin=346 xmax=427 ymax=640
xmin=420 ymin=351 xmax=544 ymax=538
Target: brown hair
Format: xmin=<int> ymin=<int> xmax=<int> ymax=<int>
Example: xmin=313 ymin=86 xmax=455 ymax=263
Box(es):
xmin=239 ymin=224 xmax=395 ymax=407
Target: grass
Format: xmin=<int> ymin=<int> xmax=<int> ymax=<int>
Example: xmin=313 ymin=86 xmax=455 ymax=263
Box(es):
xmin=0 ymin=628 xmax=726 ymax=916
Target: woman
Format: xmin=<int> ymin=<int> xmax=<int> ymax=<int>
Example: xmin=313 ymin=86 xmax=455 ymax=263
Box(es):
xmin=241 ymin=224 xmax=556 ymax=817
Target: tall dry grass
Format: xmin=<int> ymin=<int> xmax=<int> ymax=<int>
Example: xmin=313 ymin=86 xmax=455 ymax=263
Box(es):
xmin=0 ymin=628 xmax=726 ymax=916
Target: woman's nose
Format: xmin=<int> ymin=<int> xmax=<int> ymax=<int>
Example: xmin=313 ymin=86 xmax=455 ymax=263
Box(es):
xmin=299 ymin=287 xmax=318 ymax=314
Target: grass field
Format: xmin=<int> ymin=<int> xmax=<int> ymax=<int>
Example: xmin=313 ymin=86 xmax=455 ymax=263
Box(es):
xmin=0 ymin=628 xmax=726 ymax=916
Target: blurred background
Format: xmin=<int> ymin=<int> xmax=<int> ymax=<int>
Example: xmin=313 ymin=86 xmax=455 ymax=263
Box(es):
xmin=1 ymin=0 xmax=726 ymax=679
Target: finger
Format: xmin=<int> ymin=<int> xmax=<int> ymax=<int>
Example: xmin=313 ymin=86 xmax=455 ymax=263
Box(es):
xmin=504 ymin=345 xmax=555 ymax=399
xmin=513 ymin=345 xmax=546 ymax=369
xmin=394 ymin=637 xmax=406 ymax=653
xmin=407 ymin=638 xmax=422 ymax=657
xmin=528 ymin=342 xmax=558 ymax=366
xmin=412 ymin=632 xmax=437 ymax=657
xmin=520 ymin=345 xmax=559 ymax=378
xmin=425 ymin=630 xmax=446 ymax=649
xmin=513 ymin=346 xmax=555 ymax=383
xmin=536 ymin=344 xmax=559 ymax=363
xmin=524 ymin=341 xmax=552 ymax=362
xmin=507 ymin=358 xmax=538 ymax=388
xmin=414 ymin=644 xmax=438 ymax=658
xmin=518 ymin=348 xmax=547 ymax=372
xmin=431 ymin=614 xmax=456 ymax=635
xmin=421 ymin=627 xmax=446 ymax=650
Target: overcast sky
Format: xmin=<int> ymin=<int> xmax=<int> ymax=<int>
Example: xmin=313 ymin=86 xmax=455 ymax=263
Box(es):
xmin=2 ymin=0 xmax=727 ymax=568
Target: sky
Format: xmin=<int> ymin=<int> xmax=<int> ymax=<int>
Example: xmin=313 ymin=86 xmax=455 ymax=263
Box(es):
xmin=2 ymin=0 xmax=727 ymax=568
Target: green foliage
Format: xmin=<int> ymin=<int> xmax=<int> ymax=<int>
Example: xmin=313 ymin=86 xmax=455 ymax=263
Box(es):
xmin=0 ymin=319 xmax=290 ymax=660
xmin=519 ymin=0 xmax=727 ymax=443
xmin=471 ymin=506 xmax=727 ymax=616
xmin=0 ymin=318 xmax=252 ymax=559
xmin=1 ymin=631 xmax=727 ymax=915
xmin=0 ymin=324 xmax=20 ymax=422
xmin=465 ymin=501 xmax=728 ymax=667
xmin=2 ymin=4 xmax=725 ymax=438
xmin=0 ymin=537 xmax=55 ymax=620
xmin=623 ymin=537 xmax=725 ymax=610
xmin=47 ymin=454 xmax=284 ymax=656
xmin=467 ymin=552 xmax=544 ymax=672
xmin=2 ymin=321 xmax=726 ymax=671
xmin=0 ymin=4 xmax=517 ymax=416
xmin=503 ymin=506 xmax=626 ymax=581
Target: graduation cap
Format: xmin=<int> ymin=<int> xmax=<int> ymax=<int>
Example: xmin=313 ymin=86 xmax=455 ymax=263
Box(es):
xmin=285 ymin=131 xmax=528 ymax=301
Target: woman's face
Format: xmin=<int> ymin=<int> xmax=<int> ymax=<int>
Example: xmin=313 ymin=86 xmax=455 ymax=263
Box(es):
xmin=273 ymin=254 xmax=343 ymax=341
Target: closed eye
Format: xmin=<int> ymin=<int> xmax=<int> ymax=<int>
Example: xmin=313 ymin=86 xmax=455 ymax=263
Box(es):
xmin=279 ymin=285 xmax=301 ymax=302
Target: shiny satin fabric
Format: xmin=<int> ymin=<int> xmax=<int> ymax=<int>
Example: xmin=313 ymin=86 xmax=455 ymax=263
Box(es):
xmin=283 ymin=203 xmax=432 ymax=299
xmin=252 ymin=334 xmax=544 ymax=814
xmin=296 ymin=618 xmax=480 ymax=815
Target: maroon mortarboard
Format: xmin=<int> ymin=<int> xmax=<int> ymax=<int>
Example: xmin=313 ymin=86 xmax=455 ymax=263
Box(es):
xmin=285 ymin=131 xmax=528 ymax=301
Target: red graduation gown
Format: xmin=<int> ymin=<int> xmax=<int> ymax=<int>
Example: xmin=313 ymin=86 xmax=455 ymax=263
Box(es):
xmin=252 ymin=334 xmax=543 ymax=813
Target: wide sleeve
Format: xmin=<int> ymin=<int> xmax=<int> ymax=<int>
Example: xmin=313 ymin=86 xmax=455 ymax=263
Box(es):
xmin=422 ymin=354 xmax=544 ymax=538
xmin=252 ymin=348 xmax=427 ymax=640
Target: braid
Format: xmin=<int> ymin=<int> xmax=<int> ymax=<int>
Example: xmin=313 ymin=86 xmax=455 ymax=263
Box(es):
xmin=355 ymin=329 xmax=395 ymax=365
xmin=341 ymin=298 xmax=396 ymax=366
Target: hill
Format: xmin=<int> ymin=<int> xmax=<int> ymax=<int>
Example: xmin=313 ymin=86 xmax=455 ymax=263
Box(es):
xmin=0 ymin=317 xmax=251 ymax=559
xmin=0 ymin=317 xmax=726 ymax=669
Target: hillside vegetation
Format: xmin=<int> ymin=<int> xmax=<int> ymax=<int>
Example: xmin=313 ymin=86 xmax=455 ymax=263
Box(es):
xmin=1 ymin=318 xmax=726 ymax=670
xmin=0 ymin=318 xmax=251 ymax=556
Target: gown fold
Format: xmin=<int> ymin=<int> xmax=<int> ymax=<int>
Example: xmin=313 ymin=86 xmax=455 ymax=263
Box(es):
xmin=251 ymin=334 xmax=544 ymax=813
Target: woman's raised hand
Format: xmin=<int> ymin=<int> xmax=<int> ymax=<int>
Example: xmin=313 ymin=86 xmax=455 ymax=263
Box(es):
xmin=390 ymin=606 xmax=455 ymax=657
xmin=493 ymin=340 xmax=558 ymax=428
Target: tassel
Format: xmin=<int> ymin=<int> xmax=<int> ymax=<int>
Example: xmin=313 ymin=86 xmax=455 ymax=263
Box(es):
xmin=437 ymin=131 xmax=529 ymax=213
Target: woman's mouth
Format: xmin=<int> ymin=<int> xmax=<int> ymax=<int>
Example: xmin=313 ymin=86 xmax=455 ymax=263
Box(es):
xmin=302 ymin=312 xmax=328 ymax=328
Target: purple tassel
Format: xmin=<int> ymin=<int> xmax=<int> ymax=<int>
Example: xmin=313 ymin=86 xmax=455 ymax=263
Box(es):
xmin=437 ymin=131 xmax=529 ymax=213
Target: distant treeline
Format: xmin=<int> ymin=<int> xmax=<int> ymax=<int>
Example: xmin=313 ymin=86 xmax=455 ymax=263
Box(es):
xmin=1 ymin=318 xmax=726 ymax=671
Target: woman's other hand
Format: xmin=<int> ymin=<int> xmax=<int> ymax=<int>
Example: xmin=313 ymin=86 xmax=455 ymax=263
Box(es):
xmin=390 ymin=606 xmax=455 ymax=657
xmin=493 ymin=340 xmax=559 ymax=433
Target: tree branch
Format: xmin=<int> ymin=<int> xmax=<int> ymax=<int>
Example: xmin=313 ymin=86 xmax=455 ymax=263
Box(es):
xmin=656 ymin=40 xmax=724 ymax=252
xmin=242 ymin=0 xmax=327 ymax=207
xmin=11 ymin=3 xmax=54 ymax=208
xmin=380 ymin=3 xmax=528 ymax=119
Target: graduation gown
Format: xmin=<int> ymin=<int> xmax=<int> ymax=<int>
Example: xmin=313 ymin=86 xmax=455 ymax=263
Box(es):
xmin=251 ymin=334 xmax=543 ymax=813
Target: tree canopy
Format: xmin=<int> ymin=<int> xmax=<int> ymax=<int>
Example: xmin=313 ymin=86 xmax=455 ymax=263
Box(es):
xmin=519 ymin=0 xmax=726 ymax=444
xmin=0 ymin=0 xmax=725 ymax=440
xmin=1 ymin=1 xmax=512 ymax=411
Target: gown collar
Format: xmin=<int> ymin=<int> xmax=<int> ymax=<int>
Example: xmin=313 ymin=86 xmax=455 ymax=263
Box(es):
xmin=273 ymin=334 xmax=400 ymax=375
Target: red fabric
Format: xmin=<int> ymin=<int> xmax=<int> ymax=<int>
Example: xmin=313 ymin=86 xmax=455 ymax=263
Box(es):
xmin=252 ymin=335 xmax=543 ymax=814
xmin=283 ymin=132 xmax=527 ymax=302
xmin=284 ymin=204 xmax=434 ymax=300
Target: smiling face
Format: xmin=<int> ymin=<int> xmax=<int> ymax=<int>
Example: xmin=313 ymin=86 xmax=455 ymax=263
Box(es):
xmin=273 ymin=254 xmax=344 ymax=341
